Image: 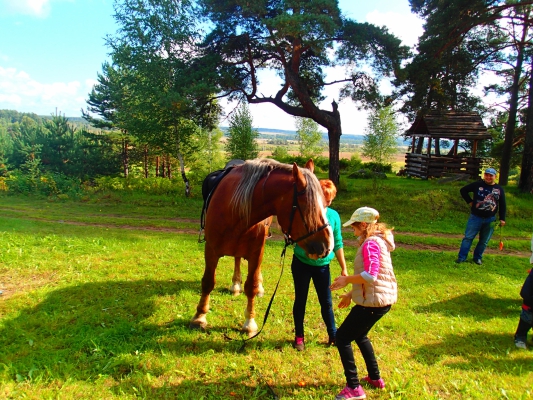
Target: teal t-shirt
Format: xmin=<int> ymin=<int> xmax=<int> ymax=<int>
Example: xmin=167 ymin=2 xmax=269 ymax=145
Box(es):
xmin=293 ymin=207 xmax=343 ymax=266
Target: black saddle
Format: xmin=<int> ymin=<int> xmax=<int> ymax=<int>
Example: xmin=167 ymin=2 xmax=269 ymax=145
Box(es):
xmin=199 ymin=160 xmax=245 ymax=241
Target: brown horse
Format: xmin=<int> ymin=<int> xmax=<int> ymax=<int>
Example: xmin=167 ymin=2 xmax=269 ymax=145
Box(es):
xmin=190 ymin=158 xmax=333 ymax=336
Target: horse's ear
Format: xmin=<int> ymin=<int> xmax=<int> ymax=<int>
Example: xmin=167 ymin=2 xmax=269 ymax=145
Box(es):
xmin=304 ymin=159 xmax=315 ymax=173
xmin=293 ymin=162 xmax=307 ymax=192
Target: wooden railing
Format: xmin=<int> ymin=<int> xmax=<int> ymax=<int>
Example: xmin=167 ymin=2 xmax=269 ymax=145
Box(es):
xmin=405 ymin=153 xmax=482 ymax=179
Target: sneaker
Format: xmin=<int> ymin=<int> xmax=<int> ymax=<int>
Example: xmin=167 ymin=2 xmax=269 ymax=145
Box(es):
xmin=335 ymin=385 xmax=366 ymax=400
xmin=515 ymin=340 xmax=527 ymax=349
xmin=328 ymin=335 xmax=336 ymax=346
xmin=362 ymin=376 xmax=385 ymax=389
xmin=294 ymin=336 xmax=305 ymax=351
xmin=455 ymin=258 xmax=465 ymax=264
xmin=473 ymin=259 xmax=482 ymax=265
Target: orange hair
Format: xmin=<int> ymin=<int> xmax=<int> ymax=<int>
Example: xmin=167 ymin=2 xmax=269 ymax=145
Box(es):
xmin=320 ymin=179 xmax=337 ymax=203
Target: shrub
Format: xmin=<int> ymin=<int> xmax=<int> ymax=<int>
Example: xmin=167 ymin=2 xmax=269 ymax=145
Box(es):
xmin=5 ymin=170 xmax=83 ymax=197
xmin=361 ymin=162 xmax=392 ymax=173
xmin=339 ymin=154 xmax=363 ymax=171
xmin=92 ymin=176 xmax=185 ymax=196
xmin=347 ymin=169 xmax=388 ymax=180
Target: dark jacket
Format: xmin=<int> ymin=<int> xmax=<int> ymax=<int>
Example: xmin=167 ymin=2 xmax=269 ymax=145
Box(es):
xmin=460 ymin=180 xmax=506 ymax=220
xmin=520 ymin=269 xmax=533 ymax=308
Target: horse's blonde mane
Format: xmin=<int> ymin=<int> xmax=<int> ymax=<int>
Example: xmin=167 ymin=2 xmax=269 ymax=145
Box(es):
xmin=231 ymin=158 xmax=325 ymax=229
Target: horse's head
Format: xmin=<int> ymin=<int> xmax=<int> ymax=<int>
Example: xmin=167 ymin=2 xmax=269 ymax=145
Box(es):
xmin=278 ymin=160 xmax=333 ymax=258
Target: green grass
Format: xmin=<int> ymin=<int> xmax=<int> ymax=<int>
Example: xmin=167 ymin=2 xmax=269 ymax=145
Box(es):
xmin=0 ymin=175 xmax=532 ymax=399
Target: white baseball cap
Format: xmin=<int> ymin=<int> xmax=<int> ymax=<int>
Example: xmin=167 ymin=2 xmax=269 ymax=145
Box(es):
xmin=343 ymin=207 xmax=380 ymax=227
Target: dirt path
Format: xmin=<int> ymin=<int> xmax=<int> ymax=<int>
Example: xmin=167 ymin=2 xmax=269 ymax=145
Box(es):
xmin=3 ymin=214 xmax=529 ymax=258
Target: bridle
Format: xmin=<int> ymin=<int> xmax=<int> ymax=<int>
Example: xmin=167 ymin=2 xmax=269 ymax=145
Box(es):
xmin=283 ymin=183 xmax=330 ymax=250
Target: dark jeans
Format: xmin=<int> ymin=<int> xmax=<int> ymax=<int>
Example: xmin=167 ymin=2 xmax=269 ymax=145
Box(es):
xmin=291 ymin=255 xmax=336 ymax=338
xmin=336 ymin=304 xmax=391 ymax=388
xmin=457 ymin=214 xmax=496 ymax=262
xmin=515 ymin=308 xmax=533 ymax=342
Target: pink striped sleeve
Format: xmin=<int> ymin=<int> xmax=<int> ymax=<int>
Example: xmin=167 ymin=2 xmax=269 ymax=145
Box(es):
xmin=362 ymin=240 xmax=381 ymax=278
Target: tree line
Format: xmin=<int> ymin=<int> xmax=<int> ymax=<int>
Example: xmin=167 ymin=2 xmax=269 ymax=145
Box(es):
xmin=0 ymin=110 xmax=225 ymax=191
xmin=2 ymin=1 xmax=531 ymax=194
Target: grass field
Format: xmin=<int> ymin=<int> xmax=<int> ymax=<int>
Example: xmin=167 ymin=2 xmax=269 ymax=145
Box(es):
xmin=1 ymin=175 xmax=532 ymax=399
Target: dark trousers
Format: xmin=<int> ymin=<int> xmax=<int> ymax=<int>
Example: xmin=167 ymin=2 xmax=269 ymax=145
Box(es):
xmin=515 ymin=308 xmax=533 ymax=342
xmin=336 ymin=304 xmax=391 ymax=388
xmin=291 ymin=255 xmax=336 ymax=338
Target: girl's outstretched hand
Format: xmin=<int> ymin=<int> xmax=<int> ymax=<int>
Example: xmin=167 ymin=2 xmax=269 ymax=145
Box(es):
xmin=338 ymin=292 xmax=351 ymax=309
xmin=330 ymin=275 xmax=348 ymax=291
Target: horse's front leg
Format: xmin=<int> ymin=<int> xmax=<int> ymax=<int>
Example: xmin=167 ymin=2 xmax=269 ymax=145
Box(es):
xmin=256 ymin=269 xmax=265 ymax=298
xmin=190 ymin=247 xmax=219 ymax=330
xmin=242 ymin=248 xmax=266 ymax=337
xmin=229 ymin=257 xmax=243 ymax=296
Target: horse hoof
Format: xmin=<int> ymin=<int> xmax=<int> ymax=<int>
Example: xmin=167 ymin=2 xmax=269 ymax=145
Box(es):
xmin=246 ymin=329 xmax=258 ymax=338
xmin=229 ymin=284 xmax=242 ymax=296
xmin=242 ymin=318 xmax=258 ymax=337
xmin=189 ymin=316 xmax=207 ymax=330
xmin=189 ymin=321 xmax=207 ymax=330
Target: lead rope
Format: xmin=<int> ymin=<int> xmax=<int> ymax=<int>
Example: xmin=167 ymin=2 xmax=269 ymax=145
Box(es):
xmin=224 ymin=240 xmax=290 ymax=352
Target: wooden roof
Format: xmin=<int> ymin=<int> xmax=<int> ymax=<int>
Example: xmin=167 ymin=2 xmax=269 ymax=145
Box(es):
xmin=405 ymin=111 xmax=491 ymax=140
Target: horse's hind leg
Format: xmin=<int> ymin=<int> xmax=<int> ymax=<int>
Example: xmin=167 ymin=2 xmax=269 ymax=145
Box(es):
xmin=229 ymin=257 xmax=243 ymax=296
xmin=190 ymin=247 xmax=219 ymax=330
xmin=230 ymin=258 xmax=264 ymax=298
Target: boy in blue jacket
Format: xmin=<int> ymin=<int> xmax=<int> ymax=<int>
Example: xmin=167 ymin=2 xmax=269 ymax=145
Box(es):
xmin=514 ymin=234 xmax=533 ymax=349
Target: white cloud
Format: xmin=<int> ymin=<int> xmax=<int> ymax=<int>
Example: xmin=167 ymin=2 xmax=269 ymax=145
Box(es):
xmin=0 ymin=66 xmax=87 ymax=116
xmin=366 ymin=10 xmax=424 ymax=48
xmin=1 ymin=0 xmax=52 ymax=17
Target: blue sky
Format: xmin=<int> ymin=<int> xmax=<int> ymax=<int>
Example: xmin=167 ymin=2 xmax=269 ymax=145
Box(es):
xmin=0 ymin=0 xmax=424 ymax=134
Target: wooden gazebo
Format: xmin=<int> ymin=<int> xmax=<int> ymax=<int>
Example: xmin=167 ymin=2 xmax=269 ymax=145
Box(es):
xmin=404 ymin=111 xmax=492 ymax=179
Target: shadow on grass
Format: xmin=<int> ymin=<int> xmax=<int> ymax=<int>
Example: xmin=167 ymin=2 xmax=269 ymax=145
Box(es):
xmin=0 ymin=279 xmax=285 ymax=383
xmin=412 ymin=331 xmax=532 ymax=374
xmin=111 ymin=372 xmax=337 ymax=399
xmin=415 ymin=291 xmax=519 ymax=319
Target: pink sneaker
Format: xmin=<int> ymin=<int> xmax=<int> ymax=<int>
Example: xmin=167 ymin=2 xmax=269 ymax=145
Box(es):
xmin=293 ymin=336 xmax=305 ymax=351
xmin=362 ymin=376 xmax=385 ymax=389
xmin=334 ymin=385 xmax=366 ymax=399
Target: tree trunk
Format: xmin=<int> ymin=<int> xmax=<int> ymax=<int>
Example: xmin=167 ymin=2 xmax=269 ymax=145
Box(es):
xmin=161 ymin=157 xmax=166 ymax=178
xmin=122 ymin=134 xmax=129 ymax=178
xmin=166 ymin=154 xmax=172 ymax=179
xmin=155 ymin=156 xmax=160 ymax=177
xmin=500 ymin=35 xmax=526 ymax=185
xmin=519 ymin=55 xmax=533 ymax=193
xmin=327 ymin=101 xmax=342 ymax=185
xmin=144 ymin=145 xmax=148 ymax=178
xmin=174 ymin=131 xmax=190 ymax=196
xmin=177 ymin=151 xmax=190 ymax=197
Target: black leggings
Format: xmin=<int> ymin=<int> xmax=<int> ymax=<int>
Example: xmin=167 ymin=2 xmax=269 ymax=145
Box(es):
xmin=336 ymin=304 xmax=391 ymax=388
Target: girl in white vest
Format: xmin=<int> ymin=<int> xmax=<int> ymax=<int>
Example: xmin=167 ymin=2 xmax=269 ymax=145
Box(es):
xmin=330 ymin=207 xmax=397 ymax=400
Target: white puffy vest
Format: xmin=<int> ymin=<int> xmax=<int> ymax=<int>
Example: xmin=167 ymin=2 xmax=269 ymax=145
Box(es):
xmin=351 ymin=235 xmax=397 ymax=307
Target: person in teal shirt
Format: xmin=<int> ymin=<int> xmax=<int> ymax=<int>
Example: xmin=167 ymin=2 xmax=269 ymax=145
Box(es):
xmin=292 ymin=179 xmax=348 ymax=351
